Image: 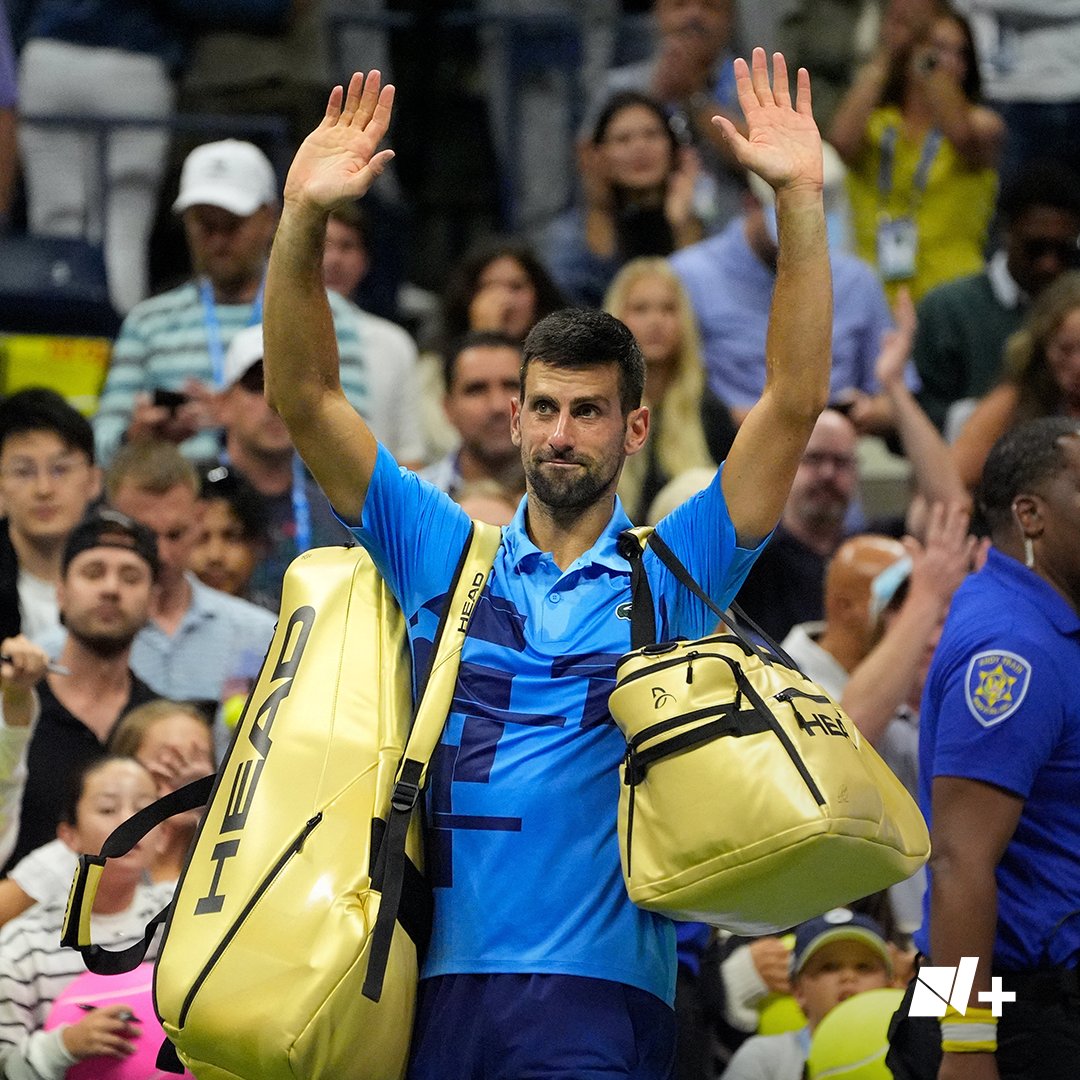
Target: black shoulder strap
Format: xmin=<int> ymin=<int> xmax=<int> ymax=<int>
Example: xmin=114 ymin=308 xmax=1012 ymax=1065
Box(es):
xmin=61 ymin=776 xmax=214 ymax=971
xmin=617 ymin=528 xmax=800 ymax=671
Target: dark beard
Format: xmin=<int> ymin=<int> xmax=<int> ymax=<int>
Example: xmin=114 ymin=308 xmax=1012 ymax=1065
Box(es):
xmin=69 ymin=627 xmax=139 ymax=659
xmin=526 ymin=455 xmax=620 ymax=512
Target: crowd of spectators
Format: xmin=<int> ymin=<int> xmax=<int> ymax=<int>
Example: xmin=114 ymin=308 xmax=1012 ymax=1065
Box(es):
xmin=0 ymin=1 xmax=1078 ymax=1078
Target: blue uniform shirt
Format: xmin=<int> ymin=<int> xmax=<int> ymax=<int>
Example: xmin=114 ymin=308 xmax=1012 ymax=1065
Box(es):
xmin=348 ymin=446 xmax=765 ymax=1005
xmin=915 ymin=548 xmax=1080 ymax=970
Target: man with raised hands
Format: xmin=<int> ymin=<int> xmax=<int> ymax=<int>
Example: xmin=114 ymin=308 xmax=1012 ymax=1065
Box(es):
xmin=264 ymin=55 xmax=832 ymax=1080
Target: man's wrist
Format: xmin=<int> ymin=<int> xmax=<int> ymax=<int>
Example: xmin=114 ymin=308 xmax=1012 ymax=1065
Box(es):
xmin=941 ymin=1006 xmax=998 ymax=1053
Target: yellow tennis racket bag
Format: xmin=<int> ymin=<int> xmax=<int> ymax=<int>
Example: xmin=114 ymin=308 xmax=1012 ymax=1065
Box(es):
xmin=612 ymin=528 xmax=930 ymax=935
xmin=63 ymin=523 xmax=501 ymax=1080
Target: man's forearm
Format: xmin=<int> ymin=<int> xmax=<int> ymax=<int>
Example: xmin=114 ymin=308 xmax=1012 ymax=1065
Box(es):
xmin=841 ymin=591 xmax=940 ymax=744
xmin=768 ymin=188 xmax=832 ymax=421
xmin=263 ymin=203 xmax=340 ymax=420
xmin=930 ymin=851 xmax=998 ymax=994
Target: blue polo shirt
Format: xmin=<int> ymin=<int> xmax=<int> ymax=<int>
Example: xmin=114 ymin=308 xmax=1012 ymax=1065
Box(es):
xmin=348 ymin=445 xmax=764 ymax=1005
xmin=915 ymin=548 xmax=1080 ymax=970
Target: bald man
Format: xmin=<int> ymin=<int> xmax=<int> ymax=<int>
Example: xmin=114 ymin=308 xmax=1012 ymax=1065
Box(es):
xmin=783 ymin=533 xmax=909 ymax=695
xmin=782 ymin=504 xmax=974 ymax=779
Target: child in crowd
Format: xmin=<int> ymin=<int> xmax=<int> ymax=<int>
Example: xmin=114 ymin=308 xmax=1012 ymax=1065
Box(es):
xmin=0 ymin=755 xmax=174 ymax=1078
xmin=721 ymin=909 xmax=893 ymax=1080
xmin=189 ymin=466 xmax=271 ymax=607
xmin=0 ymin=700 xmax=214 ymax=929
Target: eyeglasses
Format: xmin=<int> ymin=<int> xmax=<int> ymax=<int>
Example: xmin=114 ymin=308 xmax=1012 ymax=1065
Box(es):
xmin=801 ymin=451 xmax=857 ymax=472
xmin=0 ymin=456 xmax=88 ymax=485
xmin=1020 ymin=236 xmax=1080 ymax=265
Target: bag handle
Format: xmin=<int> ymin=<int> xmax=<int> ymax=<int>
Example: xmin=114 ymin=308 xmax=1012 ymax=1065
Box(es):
xmin=61 ymin=776 xmax=215 ymax=972
xmin=617 ymin=526 xmax=800 ymax=671
xmin=363 ymin=518 xmax=502 ymax=1001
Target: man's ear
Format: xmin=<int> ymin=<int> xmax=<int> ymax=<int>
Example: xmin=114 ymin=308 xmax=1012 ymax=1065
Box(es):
xmin=624 ymin=405 xmax=649 ymax=457
xmin=86 ymin=465 xmax=103 ymax=504
xmin=510 ymin=397 xmax=522 ymax=447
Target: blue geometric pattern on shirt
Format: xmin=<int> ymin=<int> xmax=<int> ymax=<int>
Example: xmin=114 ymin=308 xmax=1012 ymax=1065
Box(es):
xmin=551 ymin=651 xmax=622 ymax=729
xmin=467 ymin=591 xmax=528 ymax=651
xmin=429 ymin=659 xmax=568 ymax=887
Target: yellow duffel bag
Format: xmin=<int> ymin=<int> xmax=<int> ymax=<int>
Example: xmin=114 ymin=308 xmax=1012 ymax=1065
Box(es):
xmin=63 ymin=523 xmax=501 ymax=1080
xmin=611 ymin=528 xmax=930 ymax=935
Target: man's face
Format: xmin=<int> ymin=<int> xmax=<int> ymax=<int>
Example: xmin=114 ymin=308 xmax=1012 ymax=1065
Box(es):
xmin=1005 ymin=206 xmax=1080 ymax=298
xmin=110 ymin=482 xmax=202 ymax=592
xmin=1033 ymin=433 xmax=1080 ymax=603
xmin=221 ymin=362 xmax=292 ymax=458
xmin=445 ymin=345 xmax=522 ymax=468
xmin=511 ymin=360 xmax=647 ymax=512
xmin=183 ymin=204 xmax=276 ymax=294
xmin=58 ymin=545 xmax=153 ymax=656
xmin=655 ymin=0 xmax=733 ymax=60
xmin=189 ymin=498 xmax=259 ymax=597
xmin=786 ymin=412 xmax=859 ymax=535
xmin=322 ymin=217 xmax=368 ymax=298
xmin=0 ymin=430 xmax=100 ymax=548
xmin=793 ymin=940 xmax=890 ymax=1031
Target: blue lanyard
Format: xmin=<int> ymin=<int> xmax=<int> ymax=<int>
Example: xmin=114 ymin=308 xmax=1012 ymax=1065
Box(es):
xmin=878 ymin=125 xmax=943 ymax=210
xmin=290 ymin=454 xmax=313 ymax=555
xmin=199 ymin=277 xmax=265 ymax=388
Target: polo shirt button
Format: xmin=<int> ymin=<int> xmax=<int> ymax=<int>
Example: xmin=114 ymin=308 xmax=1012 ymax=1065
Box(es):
xmin=549 ymin=593 xmax=561 ymax=604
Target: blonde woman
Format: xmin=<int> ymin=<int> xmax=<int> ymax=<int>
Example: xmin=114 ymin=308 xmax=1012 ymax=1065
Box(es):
xmin=0 ymin=699 xmax=213 ymax=929
xmin=953 ymin=271 xmax=1080 ymax=490
xmin=604 ymin=258 xmax=732 ymax=523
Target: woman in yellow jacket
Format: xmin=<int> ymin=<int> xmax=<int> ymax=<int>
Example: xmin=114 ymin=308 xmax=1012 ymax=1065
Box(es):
xmin=829 ymin=5 xmax=1003 ymax=304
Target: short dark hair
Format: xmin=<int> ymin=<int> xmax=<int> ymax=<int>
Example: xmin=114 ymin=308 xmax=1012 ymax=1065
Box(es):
xmin=199 ymin=465 xmax=270 ymax=544
xmin=521 ymin=308 xmax=646 ymax=415
xmin=0 ymin=387 xmax=95 ymax=463
xmin=443 ymin=330 xmax=522 ymax=394
xmin=977 ymin=417 xmax=1080 ymax=536
xmin=998 ymin=159 xmax=1080 ymax=226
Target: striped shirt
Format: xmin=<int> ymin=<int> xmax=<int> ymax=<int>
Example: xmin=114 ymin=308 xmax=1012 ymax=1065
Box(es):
xmin=93 ymin=282 xmax=371 ymax=465
xmin=0 ymin=882 xmax=173 ymax=1080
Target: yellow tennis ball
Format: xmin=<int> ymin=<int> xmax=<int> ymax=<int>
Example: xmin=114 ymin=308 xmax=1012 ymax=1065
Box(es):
xmin=222 ymin=694 xmax=246 ymax=730
xmin=758 ymin=993 xmax=806 ymax=1035
xmin=806 ymin=987 xmax=905 ymax=1080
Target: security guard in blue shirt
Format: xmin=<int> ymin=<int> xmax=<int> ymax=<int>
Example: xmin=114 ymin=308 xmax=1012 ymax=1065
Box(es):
xmin=889 ymin=417 xmax=1080 ymax=1080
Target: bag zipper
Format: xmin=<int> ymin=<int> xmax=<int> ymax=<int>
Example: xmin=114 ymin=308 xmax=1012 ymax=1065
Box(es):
xmin=775 ymin=688 xmax=834 ymax=705
xmin=177 ymin=813 xmax=323 ymax=1028
xmin=615 ymin=647 xmax=751 ymax=689
xmin=615 ymin=634 xmax=755 ymax=675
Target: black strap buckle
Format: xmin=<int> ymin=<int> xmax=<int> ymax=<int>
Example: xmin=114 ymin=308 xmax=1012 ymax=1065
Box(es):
xmin=391 ymin=779 xmax=421 ymax=813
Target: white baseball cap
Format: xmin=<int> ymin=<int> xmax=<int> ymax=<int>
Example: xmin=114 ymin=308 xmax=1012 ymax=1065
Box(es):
xmin=173 ymin=140 xmax=278 ymax=217
xmin=221 ymin=324 xmax=265 ymax=389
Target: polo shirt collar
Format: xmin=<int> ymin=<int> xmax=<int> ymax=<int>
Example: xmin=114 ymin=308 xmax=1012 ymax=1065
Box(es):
xmin=502 ymin=494 xmax=635 ymax=574
xmin=184 ymin=572 xmax=220 ymax=626
xmin=985 ymin=547 xmax=1080 ymax=635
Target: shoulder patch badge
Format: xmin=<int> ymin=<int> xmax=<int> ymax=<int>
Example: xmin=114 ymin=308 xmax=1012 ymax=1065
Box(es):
xmin=964 ymin=650 xmax=1032 ymax=727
